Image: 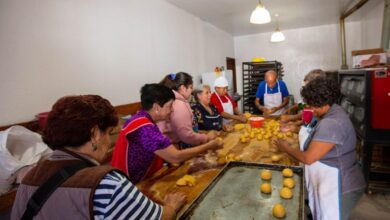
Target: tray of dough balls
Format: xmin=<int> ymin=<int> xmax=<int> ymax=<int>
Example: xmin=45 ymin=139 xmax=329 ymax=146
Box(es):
xmin=178 ymin=161 xmax=304 ymax=220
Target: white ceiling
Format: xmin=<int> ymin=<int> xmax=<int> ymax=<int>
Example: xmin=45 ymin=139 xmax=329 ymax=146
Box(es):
xmin=166 ymin=0 xmax=361 ymax=36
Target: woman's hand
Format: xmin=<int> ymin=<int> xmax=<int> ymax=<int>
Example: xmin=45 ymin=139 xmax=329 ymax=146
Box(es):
xmin=222 ymin=124 xmax=233 ymax=132
xmin=280 ymin=122 xmax=299 ymax=133
xmin=273 ymin=138 xmax=290 ymax=152
xmin=238 ymin=115 xmax=248 ymax=123
xmin=280 ymin=114 xmax=290 ymax=123
xmin=207 ymin=138 xmax=224 ymax=150
xmin=164 ymin=192 xmax=186 ymax=213
xmin=206 ymin=130 xmax=219 ymax=141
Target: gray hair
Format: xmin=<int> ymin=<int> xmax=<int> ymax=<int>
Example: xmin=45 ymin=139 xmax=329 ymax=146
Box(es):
xmin=304 ymin=69 xmax=326 ymax=82
xmin=193 ymin=85 xmax=210 ymax=102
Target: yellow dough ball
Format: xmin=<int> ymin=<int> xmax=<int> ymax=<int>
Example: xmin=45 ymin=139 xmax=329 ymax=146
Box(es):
xmin=279 ymin=187 xmax=293 ymax=199
xmin=283 ymin=178 xmax=295 ymax=189
xmin=171 ymin=163 xmax=180 ymax=167
xmin=260 ymin=183 xmax=272 ymax=194
xmin=257 ymin=134 xmax=263 ymax=141
xmin=260 ymin=170 xmax=272 ymax=180
xmin=271 ymin=155 xmax=281 ymax=162
xmin=240 ymin=136 xmax=248 ymax=143
xmin=282 ymin=168 xmax=294 ymax=177
xmin=176 ymin=178 xmax=187 ymax=186
xmin=272 ymin=203 xmax=286 ymax=219
xmin=176 ymin=175 xmax=196 ymax=186
xmin=234 ymin=155 xmax=242 ymax=161
xmin=277 ymin=133 xmax=284 ymax=139
xmin=183 ymin=175 xmax=196 ymax=186
xmin=234 ymin=123 xmax=245 ymax=131
xmin=244 ymin=112 xmax=252 ymax=118
xmin=285 ymin=131 xmax=293 ymax=137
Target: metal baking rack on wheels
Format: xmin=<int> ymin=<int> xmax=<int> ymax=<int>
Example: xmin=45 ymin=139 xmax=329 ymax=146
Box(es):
xmin=242 ymin=61 xmax=284 ymax=114
xmin=338 ymin=68 xmax=390 ymax=193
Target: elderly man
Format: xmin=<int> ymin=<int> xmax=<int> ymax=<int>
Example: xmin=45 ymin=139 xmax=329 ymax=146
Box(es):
xmin=254 ymin=70 xmax=290 ymax=116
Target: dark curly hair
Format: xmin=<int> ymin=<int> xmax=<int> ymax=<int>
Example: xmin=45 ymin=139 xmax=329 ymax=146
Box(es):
xmin=160 ymin=72 xmax=193 ymax=91
xmin=43 ymin=95 xmax=118 ymax=149
xmin=140 ymin=84 xmax=175 ymax=110
xmin=301 ymin=78 xmax=340 ymax=107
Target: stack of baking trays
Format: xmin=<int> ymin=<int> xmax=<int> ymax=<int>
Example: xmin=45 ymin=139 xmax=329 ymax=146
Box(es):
xmin=179 ymin=161 xmax=304 ymax=220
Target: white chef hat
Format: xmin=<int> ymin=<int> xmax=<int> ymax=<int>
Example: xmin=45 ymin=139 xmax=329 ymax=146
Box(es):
xmin=214 ymin=76 xmax=229 ymax=88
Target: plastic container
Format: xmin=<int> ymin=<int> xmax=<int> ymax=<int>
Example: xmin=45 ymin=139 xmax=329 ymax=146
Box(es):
xmin=36 ymin=112 xmax=50 ymax=130
xmin=302 ymin=108 xmax=314 ymax=125
xmin=249 ymin=117 xmax=264 ymax=128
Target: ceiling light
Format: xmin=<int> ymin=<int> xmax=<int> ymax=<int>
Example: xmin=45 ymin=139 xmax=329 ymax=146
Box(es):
xmin=270 ymin=14 xmax=285 ymax=42
xmin=250 ymin=1 xmax=271 ymax=24
xmin=271 ymin=28 xmax=285 ymax=42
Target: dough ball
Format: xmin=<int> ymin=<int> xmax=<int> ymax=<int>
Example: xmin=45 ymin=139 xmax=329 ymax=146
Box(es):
xmin=271 ymin=155 xmax=281 ymax=162
xmin=279 ymin=187 xmax=293 ymax=199
xmin=260 ymin=183 xmax=272 ymax=194
xmin=283 ymin=178 xmax=295 ymax=189
xmin=282 ymin=168 xmax=294 ymax=177
xmin=272 ymin=203 xmax=286 ymax=218
xmin=260 ymin=170 xmax=272 ymax=180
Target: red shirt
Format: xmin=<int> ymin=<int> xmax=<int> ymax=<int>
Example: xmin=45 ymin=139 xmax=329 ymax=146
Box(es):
xmin=210 ymin=93 xmax=237 ymax=114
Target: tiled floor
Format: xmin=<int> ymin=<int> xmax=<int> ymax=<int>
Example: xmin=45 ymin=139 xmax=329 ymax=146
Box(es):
xmin=349 ymin=192 xmax=390 ymax=220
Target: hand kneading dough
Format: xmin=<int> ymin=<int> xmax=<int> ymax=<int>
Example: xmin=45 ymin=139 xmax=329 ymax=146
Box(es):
xmin=260 ymin=183 xmax=272 ymax=194
xmin=279 ymin=187 xmax=293 ymax=199
xmin=272 ymin=203 xmax=286 ymax=218
xmin=283 ymin=178 xmax=295 ymax=188
xmin=282 ymin=168 xmax=294 ymax=177
xmin=260 ymin=170 xmax=272 ymax=180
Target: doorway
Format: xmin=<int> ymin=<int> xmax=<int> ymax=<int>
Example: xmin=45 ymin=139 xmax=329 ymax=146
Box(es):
xmin=226 ymin=57 xmax=237 ymax=93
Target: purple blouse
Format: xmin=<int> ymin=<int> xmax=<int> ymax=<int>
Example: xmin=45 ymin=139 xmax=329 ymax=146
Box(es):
xmin=124 ymin=110 xmax=171 ymax=183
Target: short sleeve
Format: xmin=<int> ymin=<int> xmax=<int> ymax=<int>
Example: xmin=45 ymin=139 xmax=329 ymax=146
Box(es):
xmin=211 ymin=93 xmax=223 ymax=113
xmin=93 ymin=171 xmax=162 ymax=220
xmin=136 ymin=125 xmax=171 ymax=152
xmin=311 ymin=118 xmax=343 ymax=145
xmin=279 ymin=80 xmax=290 ymax=98
xmin=255 ymin=81 xmax=265 ymax=101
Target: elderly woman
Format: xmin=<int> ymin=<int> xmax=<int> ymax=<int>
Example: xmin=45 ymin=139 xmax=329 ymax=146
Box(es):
xmin=11 ymin=95 xmax=185 ymax=220
xmin=158 ymin=72 xmax=218 ymax=148
xmin=210 ymin=76 xmax=247 ymax=124
xmin=274 ymin=78 xmax=366 ymax=220
xmin=192 ymin=85 xmax=223 ymax=131
xmin=111 ymin=84 xmax=222 ymax=184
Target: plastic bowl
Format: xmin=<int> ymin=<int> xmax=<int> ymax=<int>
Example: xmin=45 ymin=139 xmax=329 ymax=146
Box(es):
xmin=249 ymin=116 xmax=264 ymax=128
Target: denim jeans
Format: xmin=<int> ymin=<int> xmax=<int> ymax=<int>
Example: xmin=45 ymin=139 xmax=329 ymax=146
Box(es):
xmin=341 ymin=188 xmax=365 ymax=220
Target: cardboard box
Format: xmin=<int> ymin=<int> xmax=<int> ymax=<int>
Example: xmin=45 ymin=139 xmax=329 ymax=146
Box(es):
xmin=352 ymin=48 xmax=387 ymax=69
xmin=351 ymin=48 xmax=384 ymax=56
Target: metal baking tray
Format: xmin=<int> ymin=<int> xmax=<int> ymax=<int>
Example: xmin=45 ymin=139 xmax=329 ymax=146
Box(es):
xmin=178 ymin=161 xmax=304 ymax=220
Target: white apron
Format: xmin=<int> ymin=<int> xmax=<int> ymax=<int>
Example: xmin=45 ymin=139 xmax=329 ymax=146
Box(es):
xmin=216 ymin=94 xmax=234 ymax=125
xmin=264 ymin=81 xmax=285 ymax=116
xmin=302 ymin=125 xmax=341 ymax=220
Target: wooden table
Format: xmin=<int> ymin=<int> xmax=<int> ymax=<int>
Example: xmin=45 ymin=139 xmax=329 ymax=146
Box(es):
xmin=137 ymin=118 xmax=300 ymax=217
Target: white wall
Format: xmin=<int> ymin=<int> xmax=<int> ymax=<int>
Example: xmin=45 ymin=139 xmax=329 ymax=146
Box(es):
xmin=0 ymin=0 xmax=234 ymax=125
xmin=234 ymin=22 xmax=361 ymax=104
xmin=360 ymin=0 xmax=385 ymax=49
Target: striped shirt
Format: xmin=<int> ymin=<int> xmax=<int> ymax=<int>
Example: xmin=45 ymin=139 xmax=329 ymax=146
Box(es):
xmin=93 ymin=171 xmax=162 ymax=220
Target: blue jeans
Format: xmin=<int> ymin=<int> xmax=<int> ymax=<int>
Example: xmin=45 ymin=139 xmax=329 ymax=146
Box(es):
xmin=341 ymin=188 xmax=364 ymax=220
